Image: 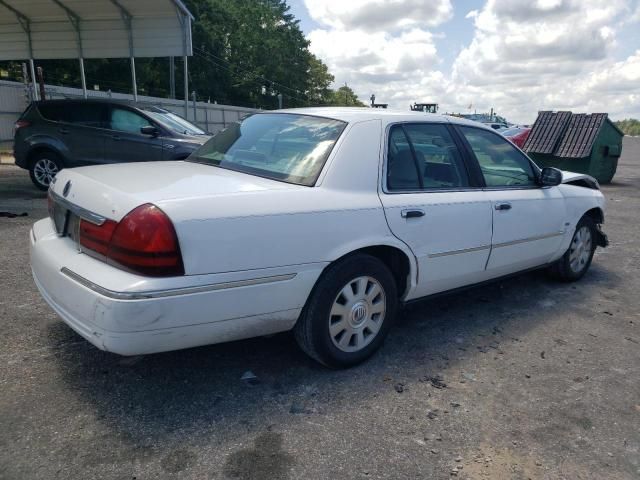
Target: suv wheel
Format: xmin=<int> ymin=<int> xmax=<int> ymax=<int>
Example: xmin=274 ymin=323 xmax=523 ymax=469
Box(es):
xmin=29 ymin=152 xmax=62 ymax=191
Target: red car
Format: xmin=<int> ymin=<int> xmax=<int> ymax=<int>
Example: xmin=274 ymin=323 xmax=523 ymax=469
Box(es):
xmin=502 ymin=127 xmax=531 ymax=148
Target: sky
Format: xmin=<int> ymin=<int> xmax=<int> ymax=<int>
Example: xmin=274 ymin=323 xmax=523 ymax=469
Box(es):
xmin=287 ymin=0 xmax=640 ymax=124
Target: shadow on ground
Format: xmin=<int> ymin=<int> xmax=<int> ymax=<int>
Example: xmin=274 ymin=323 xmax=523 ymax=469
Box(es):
xmin=48 ymin=263 xmax=620 ymax=456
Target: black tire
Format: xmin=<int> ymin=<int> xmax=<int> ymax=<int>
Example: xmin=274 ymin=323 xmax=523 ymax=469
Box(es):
xmin=294 ymin=253 xmax=398 ymax=368
xmin=29 ymin=151 xmax=63 ymax=191
xmin=548 ymin=215 xmax=597 ymax=282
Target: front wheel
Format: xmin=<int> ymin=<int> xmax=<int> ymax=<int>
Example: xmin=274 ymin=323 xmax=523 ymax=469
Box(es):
xmin=294 ymin=253 xmax=398 ymax=368
xmin=548 ymin=215 xmax=596 ymax=281
xmin=29 ymin=152 xmax=62 ymax=191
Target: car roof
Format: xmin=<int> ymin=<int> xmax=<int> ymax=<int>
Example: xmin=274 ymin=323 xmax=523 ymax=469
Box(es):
xmin=275 ymin=107 xmax=492 ymax=129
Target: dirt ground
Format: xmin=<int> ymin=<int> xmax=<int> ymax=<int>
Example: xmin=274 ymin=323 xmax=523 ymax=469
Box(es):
xmin=0 ymin=138 xmax=638 ymax=480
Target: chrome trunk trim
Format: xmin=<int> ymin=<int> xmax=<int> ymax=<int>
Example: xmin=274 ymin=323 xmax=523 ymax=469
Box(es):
xmin=49 ymin=190 xmax=107 ymax=226
xmin=60 ymin=267 xmax=296 ymax=300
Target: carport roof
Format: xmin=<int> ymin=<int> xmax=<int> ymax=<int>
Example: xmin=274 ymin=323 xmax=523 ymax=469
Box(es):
xmin=0 ymin=0 xmax=193 ymax=60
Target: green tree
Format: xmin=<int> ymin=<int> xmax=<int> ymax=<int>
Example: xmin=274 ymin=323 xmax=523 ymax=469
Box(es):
xmin=326 ymin=85 xmax=366 ymax=107
xmin=614 ymin=119 xmax=640 ymax=136
xmin=306 ymin=53 xmax=334 ymax=104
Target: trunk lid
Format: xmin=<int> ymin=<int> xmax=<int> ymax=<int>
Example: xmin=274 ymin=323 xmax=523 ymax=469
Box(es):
xmin=50 ymin=161 xmax=299 ymax=221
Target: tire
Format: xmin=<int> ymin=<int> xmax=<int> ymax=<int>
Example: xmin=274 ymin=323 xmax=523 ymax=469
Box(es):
xmin=29 ymin=151 xmax=63 ymax=191
xmin=294 ymin=253 xmax=398 ymax=368
xmin=548 ymin=215 xmax=597 ymax=282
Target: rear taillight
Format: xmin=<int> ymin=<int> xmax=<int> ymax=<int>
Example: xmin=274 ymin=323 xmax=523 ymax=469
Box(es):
xmin=14 ymin=120 xmax=30 ymax=132
xmin=79 ymin=218 xmax=117 ymax=256
xmin=78 ymin=203 xmax=184 ymax=277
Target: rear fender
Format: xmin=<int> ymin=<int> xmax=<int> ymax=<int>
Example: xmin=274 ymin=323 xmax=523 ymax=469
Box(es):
xmin=25 ymin=135 xmax=69 ymax=165
xmin=323 ymin=236 xmax=419 ymax=299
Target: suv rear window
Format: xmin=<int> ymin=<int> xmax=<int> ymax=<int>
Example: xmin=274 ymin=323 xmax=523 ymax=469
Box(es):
xmin=38 ymin=102 xmax=106 ymax=128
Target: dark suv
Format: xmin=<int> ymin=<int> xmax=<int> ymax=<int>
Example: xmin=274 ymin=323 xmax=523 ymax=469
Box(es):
xmin=14 ymin=99 xmax=210 ymax=190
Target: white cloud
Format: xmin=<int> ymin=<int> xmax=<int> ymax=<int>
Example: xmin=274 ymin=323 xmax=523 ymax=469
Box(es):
xmin=304 ymin=0 xmax=640 ymax=123
xmin=305 ymin=1 xmax=450 ymax=109
xmin=305 ymin=0 xmax=453 ymax=31
xmin=450 ymin=0 xmax=637 ymax=122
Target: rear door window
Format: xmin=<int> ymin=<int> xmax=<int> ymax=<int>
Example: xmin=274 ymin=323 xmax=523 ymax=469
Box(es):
xmin=66 ymin=103 xmax=107 ymax=128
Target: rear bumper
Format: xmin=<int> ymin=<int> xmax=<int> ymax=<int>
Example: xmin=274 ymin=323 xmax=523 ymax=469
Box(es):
xmin=13 ymin=142 xmax=28 ymax=169
xmin=30 ymin=218 xmax=324 ymax=355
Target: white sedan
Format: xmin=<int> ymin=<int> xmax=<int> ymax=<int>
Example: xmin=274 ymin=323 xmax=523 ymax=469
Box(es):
xmin=30 ymin=108 xmax=608 ymax=367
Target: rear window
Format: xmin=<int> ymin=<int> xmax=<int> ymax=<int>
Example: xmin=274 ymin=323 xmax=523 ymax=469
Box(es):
xmin=187 ymin=113 xmax=346 ymax=186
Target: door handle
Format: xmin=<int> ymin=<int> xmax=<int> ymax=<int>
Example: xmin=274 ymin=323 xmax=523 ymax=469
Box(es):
xmin=111 ymin=135 xmax=121 ymax=141
xmin=401 ymin=209 xmax=425 ymax=219
xmin=58 ymin=128 xmax=69 ymax=134
xmin=495 ymin=202 xmax=512 ymax=211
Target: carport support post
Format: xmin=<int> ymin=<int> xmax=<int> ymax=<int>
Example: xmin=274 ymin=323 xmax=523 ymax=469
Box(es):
xmin=79 ymin=57 xmax=87 ymax=98
xmin=52 ymin=0 xmax=85 ymax=98
xmin=183 ymin=55 xmax=188 ymax=119
xmin=169 ymin=56 xmax=175 ymax=99
xmin=0 ymin=1 xmax=38 ymax=101
xmin=110 ymin=1 xmax=137 ymax=102
xmin=130 ymin=57 xmax=138 ymax=102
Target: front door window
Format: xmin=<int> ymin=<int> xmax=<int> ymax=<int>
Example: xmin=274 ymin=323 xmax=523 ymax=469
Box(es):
xmin=458 ymin=126 xmax=537 ymax=188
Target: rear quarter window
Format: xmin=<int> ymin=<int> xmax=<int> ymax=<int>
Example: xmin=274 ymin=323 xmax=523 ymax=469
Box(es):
xmin=37 ymin=104 xmax=67 ymax=122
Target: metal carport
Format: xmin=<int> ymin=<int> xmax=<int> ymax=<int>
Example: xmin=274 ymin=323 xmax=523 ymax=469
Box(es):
xmin=0 ymin=0 xmax=193 ymax=116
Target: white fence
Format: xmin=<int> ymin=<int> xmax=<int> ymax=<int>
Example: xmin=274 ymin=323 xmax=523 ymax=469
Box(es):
xmin=0 ymin=79 xmax=257 ymax=149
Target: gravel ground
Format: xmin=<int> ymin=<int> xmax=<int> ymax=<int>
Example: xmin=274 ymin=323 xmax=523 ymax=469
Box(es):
xmin=0 ymin=138 xmax=639 ymax=480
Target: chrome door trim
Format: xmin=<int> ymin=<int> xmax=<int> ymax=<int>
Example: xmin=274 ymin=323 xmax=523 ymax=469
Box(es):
xmin=493 ymin=231 xmax=565 ymax=249
xmin=428 ymin=244 xmax=491 ymax=258
xmin=60 ymin=268 xmax=297 ymax=300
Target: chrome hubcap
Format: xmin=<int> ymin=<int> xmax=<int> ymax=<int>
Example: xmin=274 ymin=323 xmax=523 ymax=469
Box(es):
xmin=33 ymin=158 xmax=59 ymax=187
xmin=329 ymin=276 xmax=386 ymax=353
xmin=569 ymin=226 xmax=592 ymax=273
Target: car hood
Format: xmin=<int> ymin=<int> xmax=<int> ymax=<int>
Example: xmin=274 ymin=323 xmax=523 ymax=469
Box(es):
xmin=176 ymin=134 xmax=211 ymax=145
xmin=51 ymin=161 xmax=300 ymax=221
xmin=560 ymin=170 xmax=599 ymax=188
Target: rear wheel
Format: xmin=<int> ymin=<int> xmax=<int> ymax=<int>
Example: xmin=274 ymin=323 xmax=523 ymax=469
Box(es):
xmin=29 ymin=151 xmax=62 ymax=191
xmin=548 ymin=215 xmax=596 ymax=281
xmin=295 ymin=253 xmax=398 ymax=368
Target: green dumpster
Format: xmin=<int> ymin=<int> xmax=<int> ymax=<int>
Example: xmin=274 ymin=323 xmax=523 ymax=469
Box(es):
xmin=523 ymin=111 xmax=624 ymax=184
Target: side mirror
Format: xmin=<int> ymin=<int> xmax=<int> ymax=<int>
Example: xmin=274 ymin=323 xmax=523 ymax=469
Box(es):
xmin=140 ymin=125 xmax=159 ymax=136
xmin=540 ymin=167 xmax=562 ymax=186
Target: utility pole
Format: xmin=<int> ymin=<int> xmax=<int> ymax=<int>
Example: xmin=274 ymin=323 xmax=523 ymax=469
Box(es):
xmin=36 ymin=66 xmax=45 ymax=101
xmin=277 ymin=93 xmax=283 ymax=109
xmin=344 ymin=82 xmax=348 ymax=106
xmin=21 ymin=63 xmax=32 ymax=103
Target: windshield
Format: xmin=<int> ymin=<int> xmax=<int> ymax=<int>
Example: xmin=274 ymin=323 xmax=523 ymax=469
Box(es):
xmin=142 ymin=109 xmax=206 ymax=135
xmin=187 ymin=113 xmax=346 ymax=186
